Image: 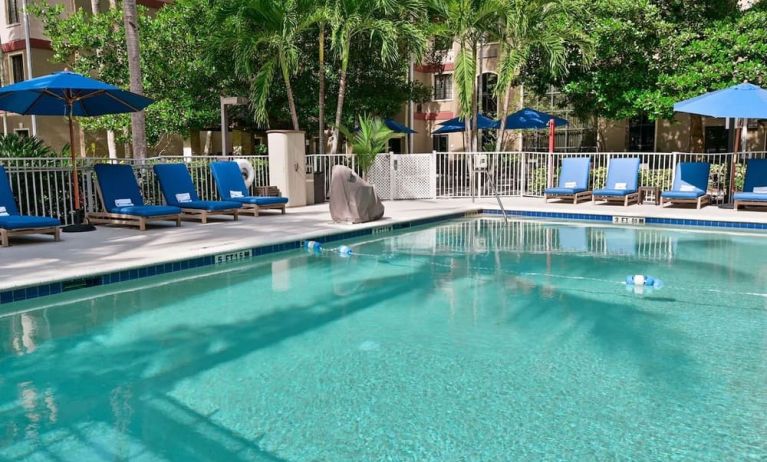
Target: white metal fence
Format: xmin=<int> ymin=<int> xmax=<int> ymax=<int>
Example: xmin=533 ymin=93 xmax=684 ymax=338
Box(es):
xmin=4 ymin=151 xmax=766 ymax=224
xmin=0 ymin=156 xmax=268 ymax=225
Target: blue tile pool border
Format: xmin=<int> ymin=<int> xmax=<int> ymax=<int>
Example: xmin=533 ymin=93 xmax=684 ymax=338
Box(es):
xmin=2 ymin=208 xmax=766 ymax=306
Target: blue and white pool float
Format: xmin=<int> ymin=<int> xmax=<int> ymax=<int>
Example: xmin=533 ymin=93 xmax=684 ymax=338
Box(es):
xmin=625 ymin=274 xmax=663 ymax=289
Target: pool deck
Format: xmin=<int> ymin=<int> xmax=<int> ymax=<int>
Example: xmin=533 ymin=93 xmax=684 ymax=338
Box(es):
xmin=2 ymin=197 xmax=767 ymax=292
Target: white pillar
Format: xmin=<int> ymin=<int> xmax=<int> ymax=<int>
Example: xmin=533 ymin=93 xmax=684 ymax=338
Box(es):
xmin=267 ymin=130 xmax=307 ymax=207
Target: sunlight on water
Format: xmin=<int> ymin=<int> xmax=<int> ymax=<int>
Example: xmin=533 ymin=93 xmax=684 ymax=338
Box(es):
xmin=1 ymin=219 xmax=766 ymax=461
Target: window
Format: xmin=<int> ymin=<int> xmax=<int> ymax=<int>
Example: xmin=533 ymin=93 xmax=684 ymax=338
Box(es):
xmin=14 ymin=128 xmax=29 ymax=138
xmin=7 ymin=0 xmax=20 ymax=25
xmin=10 ymin=54 xmax=25 ymax=83
xmin=628 ymin=114 xmax=655 ymax=152
xmin=704 ymin=126 xmax=729 ymax=153
xmin=480 ymin=73 xmax=497 ymax=117
xmin=432 ymin=134 xmax=448 ymax=152
xmin=433 ymin=74 xmax=452 ymax=101
xmin=521 ymin=85 xmax=597 ymax=152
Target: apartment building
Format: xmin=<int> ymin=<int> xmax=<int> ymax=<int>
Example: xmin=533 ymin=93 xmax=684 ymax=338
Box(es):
xmin=0 ymin=0 xmax=179 ymax=156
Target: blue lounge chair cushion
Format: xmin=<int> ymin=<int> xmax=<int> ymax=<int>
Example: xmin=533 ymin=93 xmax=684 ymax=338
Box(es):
xmin=545 ymin=187 xmax=587 ymax=195
xmin=210 ymin=161 xmax=289 ymax=204
xmin=110 ymin=205 xmax=181 ymax=217
xmin=733 ymin=192 xmax=767 ymax=202
xmin=556 ymin=157 xmax=591 ymax=190
xmin=596 ymin=158 xmax=640 ymax=196
xmin=740 ymin=158 xmax=767 ymax=195
xmin=94 ymin=164 xmax=146 ymax=209
xmin=661 ymin=162 xmax=710 ymax=200
xmin=661 ymin=190 xmax=704 ymax=199
xmin=180 ymin=200 xmax=242 ymax=211
xmin=153 ymin=163 xmax=241 ymax=211
xmin=228 ymin=196 xmax=288 ymax=206
xmin=0 ymin=165 xmax=21 ymax=216
xmin=0 ymin=215 xmax=60 ymax=230
xmin=593 ymin=188 xmax=636 ymax=197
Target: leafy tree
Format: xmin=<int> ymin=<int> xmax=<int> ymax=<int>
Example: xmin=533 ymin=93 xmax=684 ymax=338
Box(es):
xmin=0 ymin=134 xmax=60 ymax=158
xmin=214 ymin=0 xmax=317 ymax=130
xmin=429 ymin=0 xmax=503 ymax=151
xmin=494 ymin=0 xmax=592 ymax=151
xmin=327 ymin=0 xmax=427 ymax=153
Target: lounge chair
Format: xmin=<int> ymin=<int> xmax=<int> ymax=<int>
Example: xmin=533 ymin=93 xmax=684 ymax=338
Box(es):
xmin=153 ymin=163 xmax=240 ymax=223
xmin=0 ymin=165 xmax=61 ymax=247
xmin=734 ymin=158 xmax=767 ymax=211
xmin=544 ymin=157 xmax=592 ymax=204
xmin=593 ymin=158 xmax=641 ymax=206
xmin=210 ymin=161 xmax=288 ymax=216
xmin=660 ymin=162 xmax=711 ymax=209
xmin=88 ymin=164 xmax=181 ymax=230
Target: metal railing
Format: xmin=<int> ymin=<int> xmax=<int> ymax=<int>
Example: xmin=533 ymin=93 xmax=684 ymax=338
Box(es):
xmin=4 ymin=150 xmax=766 ymax=225
xmin=0 ymin=156 xmax=269 ymax=225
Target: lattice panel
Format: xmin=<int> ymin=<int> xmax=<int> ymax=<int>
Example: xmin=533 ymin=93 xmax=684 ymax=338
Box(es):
xmin=392 ymin=154 xmax=433 ymax=199
xmin=367 ymin=154 xmax=392 ymax=199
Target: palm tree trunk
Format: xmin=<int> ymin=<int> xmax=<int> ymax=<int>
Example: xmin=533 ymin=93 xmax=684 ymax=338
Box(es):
xmin=471 ymin=43 xmax=479 ymax=152
xmin=281 ymin=60 xmax=300 ymax=131
xmin=495 ymin=83 xmax=512 ymax=152
xmin=122 ymin=0 xmax=147 ymax=160
xmin=90 ymin=0 xmax=99 ymax=13
xmin=318 ymin=22 xmax=325 ymax=154
xmin=330 ymin=38 xmax=350 ymax=155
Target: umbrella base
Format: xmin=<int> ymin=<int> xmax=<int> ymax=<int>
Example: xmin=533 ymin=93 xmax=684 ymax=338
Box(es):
xmin=63 ymin=223 xmax=97 ymax=233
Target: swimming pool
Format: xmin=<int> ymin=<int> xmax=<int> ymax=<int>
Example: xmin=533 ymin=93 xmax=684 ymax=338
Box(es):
xmin=1 ymin=218 xmax=766 ymax=461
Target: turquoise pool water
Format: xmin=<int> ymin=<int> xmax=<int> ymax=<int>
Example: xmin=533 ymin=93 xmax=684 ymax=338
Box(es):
xmin=1 ymin=219 xmax=766 ymax=461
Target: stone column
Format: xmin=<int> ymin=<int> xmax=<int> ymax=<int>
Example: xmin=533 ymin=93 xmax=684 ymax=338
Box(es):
xmin=267 ymin=130 xmax=307 ymax=207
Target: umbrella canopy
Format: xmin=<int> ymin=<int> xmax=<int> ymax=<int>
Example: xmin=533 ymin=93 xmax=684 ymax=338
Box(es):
xmin=384 ymin=118 xmax=416 ymax=134
xmin=434 ymin=114 xmax=499 ymax=133
xmin=501 ymin=107 xmax=568 ymax=130
xmin=0 ymin=70 xmax=154 ymax=116
xmin=673 ymin=83 xmax=767 ymax=119
xmin=0 ymin=70 xmax=154 ymax=230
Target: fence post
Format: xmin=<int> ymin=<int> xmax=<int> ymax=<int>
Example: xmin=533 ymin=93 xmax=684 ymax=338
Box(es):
xmin=520 ymin=152 xmax=527 ymax=196
xmin=430 ymin=151 xmax=438 ymax=199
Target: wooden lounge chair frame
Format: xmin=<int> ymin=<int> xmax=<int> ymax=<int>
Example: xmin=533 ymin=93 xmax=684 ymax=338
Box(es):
xmin=1 ymin=226 xmax=60 ymax=247
xmin=179 ymin=207 xmax=239 ymax=223
xmin=660 ymin=194 xmax=710 ymax=209
xmin=87 ymin=182 xmax=181 ymax=231
xmin=593 ymin=191 xmax=640 ymax=207
xmin=544 ymin=190 xmax=592 ymax=204
xmin=734 ymin=198 xmax=767 ymax=211
xmin=236 ymin=202 xmax=286 ymax=217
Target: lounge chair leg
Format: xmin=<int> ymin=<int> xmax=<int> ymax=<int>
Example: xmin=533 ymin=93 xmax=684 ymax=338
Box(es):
xmin=281 ymin=207 xmax=286 ymax=215
xmin=233 ymin=211 xmax=239 ymax=221
xmin=1 ymin=230 xmax=8 ymax=247
xmin=201 ymin=212 xmax=208 ymax=224
xmin=139 ymin=218 xmax=146 ymax=231
xmin=54 ymin=228 xmax=61 ymax=242
xmin=176 ymin=217 xmax=181 ymax=227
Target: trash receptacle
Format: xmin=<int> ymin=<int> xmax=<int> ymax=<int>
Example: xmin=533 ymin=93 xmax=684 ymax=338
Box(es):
xmin=313 ymin=171 xmax=326 ymax=203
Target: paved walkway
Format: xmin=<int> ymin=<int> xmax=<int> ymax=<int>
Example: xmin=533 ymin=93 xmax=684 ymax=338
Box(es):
xmin=2 ymin=197 xmax=766 ymax=291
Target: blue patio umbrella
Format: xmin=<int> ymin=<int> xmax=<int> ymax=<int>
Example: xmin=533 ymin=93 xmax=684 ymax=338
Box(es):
xmin=501 ymin=107 xmax=568 ymax=130
xmin=673 ymin=83 xmax=767 ymax=119
xmin=434 ymin=113 xmax=499 ymax=133
xmin=384 ymin=118 xmax=416 ymax=134
xmin=0 ymin=70 xmax=154 ymax=231
xmin=673 ymin=82 xmax=767 ymax=205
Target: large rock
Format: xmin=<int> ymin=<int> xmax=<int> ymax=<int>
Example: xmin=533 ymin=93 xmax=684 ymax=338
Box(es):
xmin=329 ymin=165 xmax=384 ymax=224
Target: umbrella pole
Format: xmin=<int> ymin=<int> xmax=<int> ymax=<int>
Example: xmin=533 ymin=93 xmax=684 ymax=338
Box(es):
xmin=63 ymin=106 xmax=96 ymax=232
xmin=729 ymin=122 xmax=742 ymax=204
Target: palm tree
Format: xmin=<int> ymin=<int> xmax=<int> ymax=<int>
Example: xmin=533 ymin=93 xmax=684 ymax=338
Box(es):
xmin=218 ymin=0 xmax=314 ymax=130
xmin=429 ymin=0 xmax=502 ymax=152
xmin=122 ymin=0 xmax=147 ymax=159
xmin=493 ymin=0 xmax=592 ymax=151
xmin=328 ymin=0 xmax=426 ymax=154
xmin=339 ymin=115 xmax=394 ymax=178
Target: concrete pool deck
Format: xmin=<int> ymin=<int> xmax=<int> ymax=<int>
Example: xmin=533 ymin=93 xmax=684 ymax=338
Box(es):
xmin=2 ymin=197 xmax=767 ymax=293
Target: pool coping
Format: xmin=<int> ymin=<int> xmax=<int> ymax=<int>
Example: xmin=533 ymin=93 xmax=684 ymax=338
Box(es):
xmin=2 ymin=206 xmax=766 ymax=306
